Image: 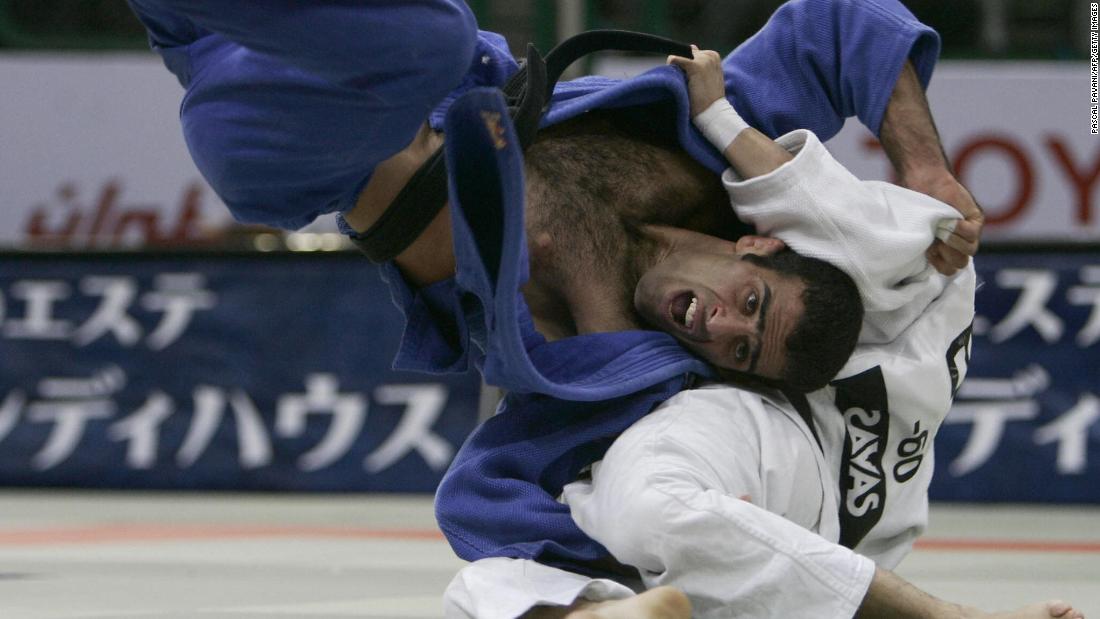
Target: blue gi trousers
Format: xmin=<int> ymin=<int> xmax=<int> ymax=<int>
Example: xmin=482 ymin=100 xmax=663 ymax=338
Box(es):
xmin=126 ymin=0 xmax=507 ymax=229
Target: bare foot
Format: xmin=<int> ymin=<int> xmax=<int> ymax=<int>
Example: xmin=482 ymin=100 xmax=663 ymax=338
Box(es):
xmin=565 ymin=587 xmax=691 ymax=619
xmin=986 ymin=600 xmax=1085 ymax=619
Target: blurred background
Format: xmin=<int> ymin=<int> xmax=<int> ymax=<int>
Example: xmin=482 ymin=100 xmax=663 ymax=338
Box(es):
xmin=0 ymin=0 xmax=1089 ymax=58
xmin=1 ymin=2 xmax=1098 ymax=617
xmin=0 ymin=0 xmax=1096 ymax=504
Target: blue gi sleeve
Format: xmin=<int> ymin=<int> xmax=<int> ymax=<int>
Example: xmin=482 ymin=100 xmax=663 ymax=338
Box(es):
xmin=379 ymin=263 xmax=473 ymax=374
xmin=722 ymin=0 xmax=940 ymax=140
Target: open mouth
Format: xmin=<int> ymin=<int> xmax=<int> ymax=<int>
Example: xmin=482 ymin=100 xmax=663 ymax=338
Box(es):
xmin=669 ymin=291 xmax=699 ymax=330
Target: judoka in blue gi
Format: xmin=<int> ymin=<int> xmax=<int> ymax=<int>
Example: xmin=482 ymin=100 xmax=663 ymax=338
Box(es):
xmin=126 ymin=1 xmax=991 ymax=617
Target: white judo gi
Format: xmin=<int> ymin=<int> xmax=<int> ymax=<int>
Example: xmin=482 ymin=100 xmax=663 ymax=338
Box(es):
xmin=445 ymin=129 xmax=975 ymax=619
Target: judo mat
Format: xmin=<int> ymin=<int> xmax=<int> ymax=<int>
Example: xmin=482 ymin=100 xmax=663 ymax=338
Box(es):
xmin=0 ymin=491 xmax=1096 ymax=618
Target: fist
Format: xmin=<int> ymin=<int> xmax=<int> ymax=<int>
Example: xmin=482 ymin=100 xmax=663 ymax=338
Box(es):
xmin=905 ymin=170 xmax=984 ymax=276
xmin=668 ymin=45 xmax=727 ymax=118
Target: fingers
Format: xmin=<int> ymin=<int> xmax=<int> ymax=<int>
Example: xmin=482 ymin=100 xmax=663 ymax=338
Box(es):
xmin=667 ymin=54 xmax=690 ymax=68
xmin=952 ymin=187 xmax=984 ymax=222
xmin=666 ymin=45 xmax=721 ymax=68
xmin=735 ymin=235 xmax=785 ymax=256
xmin=931 ymin=214 xmax=981 ymax=275
xmin=926 ymin=240 xmax=968 ymax=276
xmin=941 ymin=218 xmax=981 ymax=256
xmin=925 ymin=246 xmax=951 ymax=275
xmin=734 ymin=236 xmax=756 ymax=254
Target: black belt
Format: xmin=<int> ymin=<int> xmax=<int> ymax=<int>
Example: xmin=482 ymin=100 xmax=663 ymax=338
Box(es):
xmin=349 ymin=30 xmax=692 ymax=263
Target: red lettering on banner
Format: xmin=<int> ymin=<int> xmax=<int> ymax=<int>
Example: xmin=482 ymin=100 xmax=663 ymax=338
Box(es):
xmin=953 ymin=136 xmax=1033 ymax=226
xmin=25 ymin=180 xmax=207 ymax=248
xmin=26 ymin=183 xmax=81 ymax=241
xmin=112 ymin=210 xmax=159 ymax=245
xmin=1046 ymin=136 xmax=1100 ymax=225
xmin=861 ymin=132 xmax=1100 ymax=233
xmin=173 ymin=184 xmax=203 ymax=240
xmin=88 ymin=181 xmax=119 ymax=241
xmin=862 ymin=134 xmax=1034 ymax=226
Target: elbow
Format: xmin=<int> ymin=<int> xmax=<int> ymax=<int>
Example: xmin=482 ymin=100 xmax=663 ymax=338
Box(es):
xmin=580 ymin=485 xmax=681 ymax=573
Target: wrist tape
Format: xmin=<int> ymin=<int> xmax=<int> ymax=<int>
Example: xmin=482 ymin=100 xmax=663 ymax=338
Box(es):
xmin=693 ymin=98 xmax=749 ymax=151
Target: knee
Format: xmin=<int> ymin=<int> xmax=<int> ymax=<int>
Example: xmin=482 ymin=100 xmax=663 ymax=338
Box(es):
xmin=576 ymin=485 xmax=674 ymax=571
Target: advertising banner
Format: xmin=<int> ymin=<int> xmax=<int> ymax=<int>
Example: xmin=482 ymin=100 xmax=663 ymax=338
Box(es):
xmin=594 ymin=57 xmax=1098 ymax=243
xmin=0 ymin=54 xmax=342 ymax=251
xmin=930 ymin=252 xmax=1100 ymax=503
xmin=1 ymin=54 xmax=240 ymax=249
xmin=0 ymin=255 xmax=482 ymax=491
xmin=2 ymin=50 xmax=1098 ymax=498
xmin=3 ymin=55 xmax=1099 ymax=247
xmin=828 ymin=63 xmax=1100 ymax=244
xmin=0 ymin=253 xmax=1095 ymax=500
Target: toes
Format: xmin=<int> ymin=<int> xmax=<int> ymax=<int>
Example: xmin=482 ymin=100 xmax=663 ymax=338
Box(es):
xmin=1048 ymin=601 xmax=1070 ymax=617
xmin=1046 ymin=600 xmax=1085 ymax=619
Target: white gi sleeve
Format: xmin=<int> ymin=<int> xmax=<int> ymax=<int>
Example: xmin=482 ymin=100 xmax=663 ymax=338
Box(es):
xmin=443 ymin=557 xmax=635 ymax=619
xmin=563 ymin=388 xmax=875 ymax=619
xmin=721 ymin=129 xmax=962 ymax=343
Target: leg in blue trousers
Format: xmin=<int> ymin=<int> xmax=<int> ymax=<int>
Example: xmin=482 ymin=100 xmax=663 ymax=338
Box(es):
xmin=127 ymin=0 xmax=479 ymax=229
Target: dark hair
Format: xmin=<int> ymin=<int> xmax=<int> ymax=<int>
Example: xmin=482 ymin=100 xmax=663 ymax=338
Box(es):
xmin=742 ymin=249 xmax=863 ymax=393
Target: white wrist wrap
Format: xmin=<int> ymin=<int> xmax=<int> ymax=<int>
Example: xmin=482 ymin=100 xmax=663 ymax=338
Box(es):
xmin=693 ymin=98 xmax=749 ymax=152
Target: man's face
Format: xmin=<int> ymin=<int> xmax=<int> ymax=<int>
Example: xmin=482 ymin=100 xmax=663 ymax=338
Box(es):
xmin=634 ymin=241 xmax=805 ymax=381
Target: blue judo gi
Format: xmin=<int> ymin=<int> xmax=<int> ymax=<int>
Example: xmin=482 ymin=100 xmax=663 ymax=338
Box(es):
xmin=129 ymin=0 xmax=940 ymax=576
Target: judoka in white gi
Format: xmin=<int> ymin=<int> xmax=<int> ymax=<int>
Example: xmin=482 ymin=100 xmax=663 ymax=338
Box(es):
xmin=444 ymin=48 xmax=1085 ymax=619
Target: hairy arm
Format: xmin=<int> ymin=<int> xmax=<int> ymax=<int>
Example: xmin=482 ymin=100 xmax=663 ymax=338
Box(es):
xmin=858 ymin=567 xmax=1086 ymax=619
xmin=858 ymin=567 xmax=971 ymax=619
xmin=880 ymin=61 xmax=984 ymax=275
